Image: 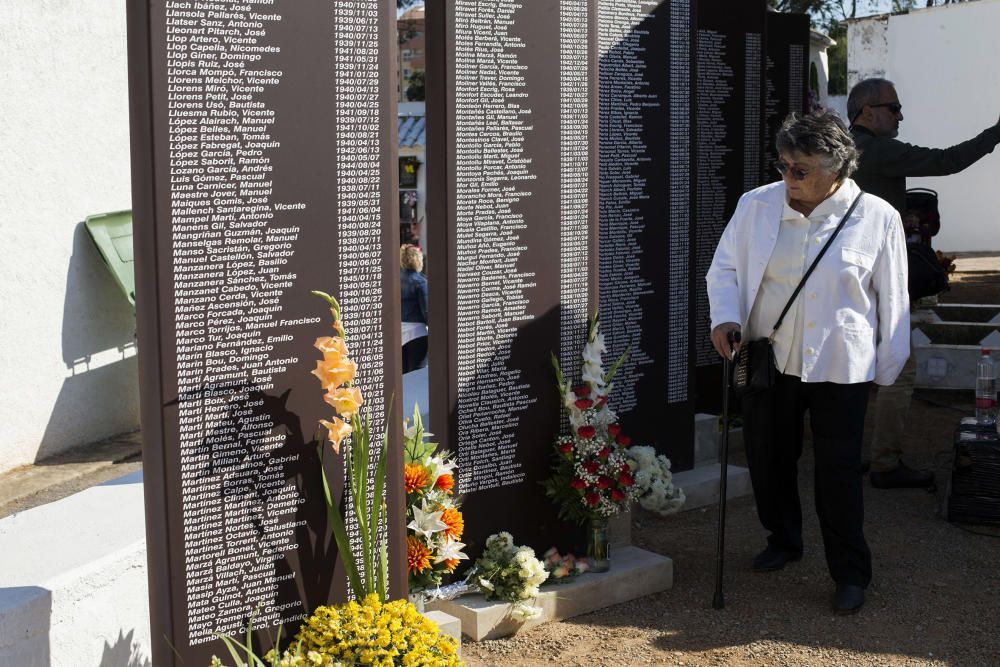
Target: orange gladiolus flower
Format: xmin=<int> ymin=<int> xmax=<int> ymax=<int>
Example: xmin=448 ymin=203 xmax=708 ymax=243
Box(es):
xmin=315 ymin=335 xmax=349 ymax=356
xmin=331 ymin=312 xmax=345 ymax=336
xmin=439 ymin=507 xmax=464 ymax=540
xmin=406 ymin=536 xmax=432 ymax=574
xmin=323 ymin=386 xmax=364 ymax=419
xmin=434 ymin=473 xmax=455 ymax=494
xmin=320 ymin=416 xmax=352 ymax=454
xmin=311 ymin=356 xmax=357 ymax=390
xmin=404 ymin=463 xmax=431 ymax=494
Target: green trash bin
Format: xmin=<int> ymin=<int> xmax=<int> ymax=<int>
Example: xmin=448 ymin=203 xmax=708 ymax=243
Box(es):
xmin=84 ymin=210 xmax=135 ymax=308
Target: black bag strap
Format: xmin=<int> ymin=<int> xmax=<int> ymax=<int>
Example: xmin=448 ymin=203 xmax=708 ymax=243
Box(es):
xmin=769 ymin=191 xmax=864 ymax=340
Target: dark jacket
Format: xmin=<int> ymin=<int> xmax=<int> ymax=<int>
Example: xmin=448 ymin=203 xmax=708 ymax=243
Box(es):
xmin=851 ymin=124 xmax=1000 ymax=215
xmin=400 ymin=269 xmax=428 ymax=324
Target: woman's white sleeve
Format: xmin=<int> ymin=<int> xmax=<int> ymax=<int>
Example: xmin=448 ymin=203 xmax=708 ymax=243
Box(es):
xmin=873 ymin=213 xmax=911 ymax=386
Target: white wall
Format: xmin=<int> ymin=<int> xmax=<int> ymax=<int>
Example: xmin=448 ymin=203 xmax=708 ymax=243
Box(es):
xmin=0 ymin=1 xmax=138 ymax=475
xmin=888 ymin=0 xmax=1000 ymax=251
xmin=847 ymin=15 xmax=889 ymax=90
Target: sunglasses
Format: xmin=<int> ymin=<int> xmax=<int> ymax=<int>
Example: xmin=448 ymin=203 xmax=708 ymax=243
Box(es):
xmin=869 ymin=102 xmax=903 ymax=114
xmin=775 ymin=160 xmax=811 ymax=181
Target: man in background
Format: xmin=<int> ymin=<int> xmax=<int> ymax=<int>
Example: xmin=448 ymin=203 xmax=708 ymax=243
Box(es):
xmin=848 ymin=77 xmax=1000 ymax=488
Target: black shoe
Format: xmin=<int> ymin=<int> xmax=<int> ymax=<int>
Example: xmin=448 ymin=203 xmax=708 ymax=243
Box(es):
xmin=752 ymin=545 xmax=802 ymax=572
xmin=870 ymin=463 xmax=935 ymax=489
xmin=832 ymin=584 xmax=865 ymax=615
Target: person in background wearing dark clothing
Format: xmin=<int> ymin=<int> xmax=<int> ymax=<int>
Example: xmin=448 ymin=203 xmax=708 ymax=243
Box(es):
xmin=400 ymin=244 xmax=428 ymax=373
xmin=848 ymin=77 xmax=1000 ymax=489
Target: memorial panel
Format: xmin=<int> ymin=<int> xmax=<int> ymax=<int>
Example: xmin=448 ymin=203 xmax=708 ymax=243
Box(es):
xmin=764 ymin=12 xmax=811 ymax=179
xmin=693 ymin=0 xmax=767 ymax=413
xmin=126 ymin=1 xmax=405 ymax=664
xmin=427 ymin=0 xmax=599 ymax=553
xmin=596 ymin=0 xmax=697 ymax=470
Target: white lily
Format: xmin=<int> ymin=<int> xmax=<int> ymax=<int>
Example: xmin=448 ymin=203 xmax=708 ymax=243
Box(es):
xmin=427 ymin=454 xmax=456 ymax=479
xmin=407 ymin=501 xmax=448 ymax=538
xmin=434 ymin=538 xmax=469 ymax=564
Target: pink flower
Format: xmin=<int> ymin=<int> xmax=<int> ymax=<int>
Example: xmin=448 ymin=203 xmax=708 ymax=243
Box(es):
xmin=585 ymin=492 xmax=600 ymax=506
xmin=597 ymin=447 xmax=611 ymax=460
xmin=570 ymin=477 xmax=587 ymax=490
xmin=610 ymin=489 xmax=626 ymax=502
xmin=608 ymin=424 xmax=622 ymax=437
xmin=616 ymin=434 xmax=632 ymax=446
xmin=577 ymin=425 xmax=596 ymax=439
xmin=558 ymin=440 xmax=574 ymax=455
xmin=583 ymin=461 xmax=600 ymax=474
xmin=573 ymin=385 xmax=590 ymax=398
xmin=619 ymin=471 xmax=635 ymax=486
xmin=574 ymin=398 xmax=594 ymax=410
xmin=597 ymin=475 xmax=613 ymax=489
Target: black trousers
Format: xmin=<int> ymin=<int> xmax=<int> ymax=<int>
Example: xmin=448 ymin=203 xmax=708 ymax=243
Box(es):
xmin=402 ymin=336 xmax=428 ymax=374
xmin=742 ymin=372 xmax=872 ymax=587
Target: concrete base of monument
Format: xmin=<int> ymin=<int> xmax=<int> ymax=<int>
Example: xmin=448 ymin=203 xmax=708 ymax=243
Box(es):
xmin=425 ymin=546 xmax=672 ymax=641
xmin=424 ymin=610 xmax=462 ymax=654
xmin=672 ymin=464 xmax=752 ymax=512
xmin=0 ymin=470 xmax=152 ymax=666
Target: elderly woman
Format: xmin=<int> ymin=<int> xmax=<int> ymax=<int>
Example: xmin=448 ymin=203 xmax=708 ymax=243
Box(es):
xmin=400 ymin=244 xmax=429 ymax=373
xmin=706 ymin=111 xmax=909 ymax=614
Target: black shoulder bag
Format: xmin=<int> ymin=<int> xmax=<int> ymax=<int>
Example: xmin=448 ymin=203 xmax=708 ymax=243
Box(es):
xmin=734 ymin=192 xmax=864 ymax=395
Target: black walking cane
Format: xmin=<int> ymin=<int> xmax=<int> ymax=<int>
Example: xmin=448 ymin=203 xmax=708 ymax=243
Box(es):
xmin=713 ymin=330 xmax=740 ymax=610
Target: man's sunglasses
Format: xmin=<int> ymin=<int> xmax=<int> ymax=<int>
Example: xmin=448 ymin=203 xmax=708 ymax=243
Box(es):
xmin=775 ymin=160 xmax=810 ymax=181
xmin=869 ymin=102 xmax=903 ymax=114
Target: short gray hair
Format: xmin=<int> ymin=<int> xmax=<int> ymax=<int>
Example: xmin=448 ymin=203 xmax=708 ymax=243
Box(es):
xmin=847 ymin=77 xmax=895 ymax=123
xmin=775 ymin=111 xmax=859 ymax=179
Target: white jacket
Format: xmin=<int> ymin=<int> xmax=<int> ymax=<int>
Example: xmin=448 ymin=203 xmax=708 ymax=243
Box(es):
xmin=706 ymin=179 xmax=910 ymax=386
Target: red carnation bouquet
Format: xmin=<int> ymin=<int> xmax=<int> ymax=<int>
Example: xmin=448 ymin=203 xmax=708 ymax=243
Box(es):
xmin=543 ymin=313 xmax=639 ymax=523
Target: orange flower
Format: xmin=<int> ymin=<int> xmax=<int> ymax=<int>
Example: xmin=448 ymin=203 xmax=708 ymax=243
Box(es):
xmin=439 ymin=507 xmax=464 ymax=540
xmin=443 ymin=558 xmax=460 ymax=572
xmin=323 ymin=386 xmax=364 ymax=419
xmin=315 ymin=335 xmax=349 ymax=356
xmin=311 ymin=355 xmax=357 ymax=390
xmin=434 ymin=473 xmax=455 ymax=495
xmin=320 ymin=416 xmax=352 ymax=454
xmin=406 ymin=535 xmax=432 ymax=574
xmin=404 ymin=463 xmax=431 ymax=494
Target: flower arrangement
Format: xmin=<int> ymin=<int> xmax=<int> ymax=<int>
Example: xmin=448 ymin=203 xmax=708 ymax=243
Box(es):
xmin=311 ymin=291 xmax=389 ymax=601
xmin=542 ymin=547 xmax=589 ymax=581
xmin=210 ymin=594 xmax=462 ymax=667
xmin=210 ymin=294 xmax=463 ymax=667
xmin=466 ymin=532 xmax=549 ymax=621
xmin=543 ymin=313 xmax=640 ymax=523
xmin=402 ymin=404 xmax=468 ymax=593
xmin=626 ymin=446 xmax=685 ymax=516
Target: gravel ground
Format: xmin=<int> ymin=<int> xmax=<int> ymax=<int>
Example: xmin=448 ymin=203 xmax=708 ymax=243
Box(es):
xmin=461 ymin=269 xmax=1000 ymax=667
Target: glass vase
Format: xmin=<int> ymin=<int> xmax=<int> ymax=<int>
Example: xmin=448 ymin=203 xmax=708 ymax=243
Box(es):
xmin=407 ymin=592 xmax=426 ymax=613
xmin=586 ymin=516 xmax=611 ymax=572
